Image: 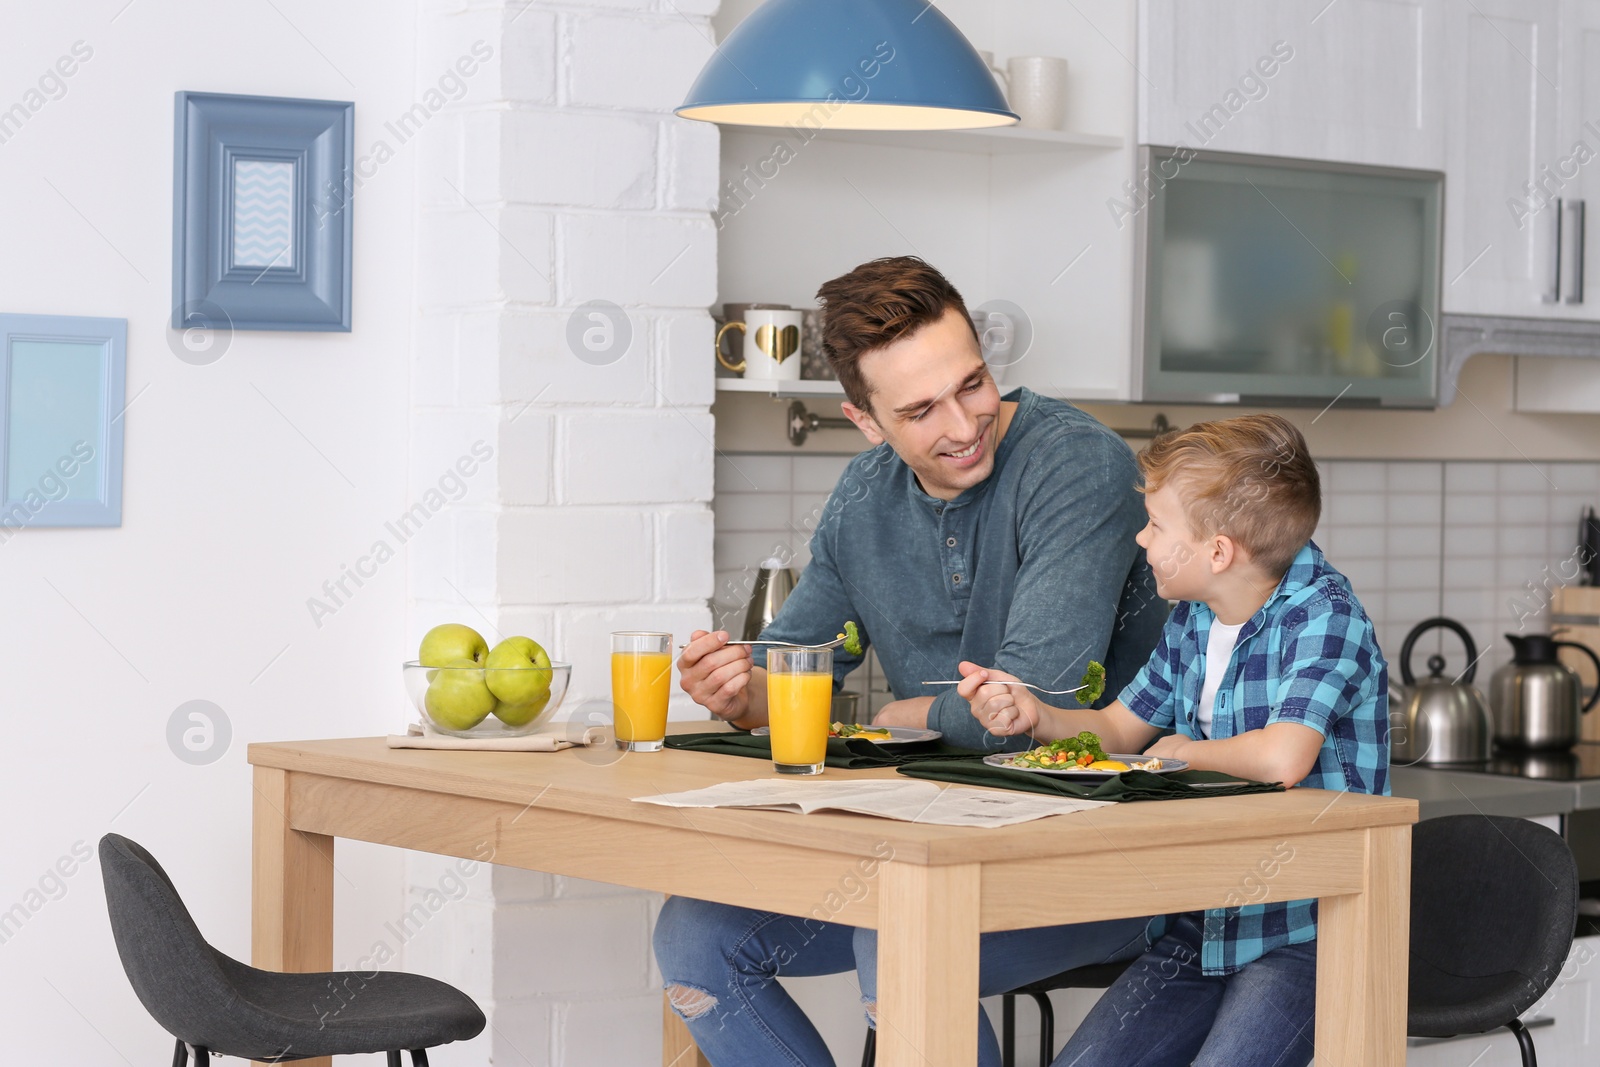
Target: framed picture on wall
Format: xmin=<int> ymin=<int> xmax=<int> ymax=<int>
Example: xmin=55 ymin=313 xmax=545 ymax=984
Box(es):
xmin=0 ymin=314 xmax=127 ymax=528
xmin=172 ymin=91 xmax=354 ymax=332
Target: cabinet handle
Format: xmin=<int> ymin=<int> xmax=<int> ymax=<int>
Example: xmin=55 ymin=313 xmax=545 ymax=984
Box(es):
xmin=1543 ymin=198 xmax=1563 ymax=304
xmin=1566 ymin=199 xmax=1586 ymax=305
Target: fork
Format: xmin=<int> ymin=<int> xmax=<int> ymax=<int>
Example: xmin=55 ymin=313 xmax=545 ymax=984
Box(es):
xmin=920 ymin=679 xmax=1089 ymax=695
xmin=678 ymin=635 xmax=849 ymax=650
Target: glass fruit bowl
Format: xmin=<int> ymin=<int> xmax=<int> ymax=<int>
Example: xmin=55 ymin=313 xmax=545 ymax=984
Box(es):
xmin=402 ymin=661 xmax=571 ymax=738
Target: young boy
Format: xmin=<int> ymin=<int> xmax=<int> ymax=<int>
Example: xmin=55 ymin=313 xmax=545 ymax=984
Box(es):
xmin=960 ymin=413 xmax=1387 ymax=1067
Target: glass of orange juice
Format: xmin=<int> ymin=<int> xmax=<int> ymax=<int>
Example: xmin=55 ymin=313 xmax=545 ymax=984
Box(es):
xmin=766 ymin=646 xmax=833 ymax=775
xmin=611 ymin=632 xmax=672 ymax=752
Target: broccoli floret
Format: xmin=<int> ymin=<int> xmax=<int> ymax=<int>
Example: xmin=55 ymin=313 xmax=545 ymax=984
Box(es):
xmin=1078 ymin=660 xmax=1106 ymax=706
xmin=841 ymin=620 xmax=863 ymax=657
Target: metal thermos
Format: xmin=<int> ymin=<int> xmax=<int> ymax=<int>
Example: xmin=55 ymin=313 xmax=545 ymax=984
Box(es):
xmin=1490 ymin=632 xmax=1600 ymax=751
xmin=741 ymin=557 xmax=796 ymax=641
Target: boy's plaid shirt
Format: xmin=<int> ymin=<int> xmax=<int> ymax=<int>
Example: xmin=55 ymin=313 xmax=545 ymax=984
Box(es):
xmin=1120 ymin=541 xmax=1389 ymax=974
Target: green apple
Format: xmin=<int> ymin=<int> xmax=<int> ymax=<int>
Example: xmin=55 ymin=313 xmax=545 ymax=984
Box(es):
xmin=424 ymin=670 xmax=496 ymax=731
xmin=492 ymin=690 xmax=552 ymax=727
xmin=484 ymin=636 xmax=553 ymax=705
xmin=419 ymin=623 xmax=488 ymax=668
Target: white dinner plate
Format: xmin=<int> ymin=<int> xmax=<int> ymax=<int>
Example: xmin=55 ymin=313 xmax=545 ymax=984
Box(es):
xmin=982 ymin=752 xmax=1189 ymax=779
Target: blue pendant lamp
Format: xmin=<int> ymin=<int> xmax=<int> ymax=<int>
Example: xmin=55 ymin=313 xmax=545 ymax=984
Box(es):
xmin=676 ymin=0 xmax=1017 ymax=131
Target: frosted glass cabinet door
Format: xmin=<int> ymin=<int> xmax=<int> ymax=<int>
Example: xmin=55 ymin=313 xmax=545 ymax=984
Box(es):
xmin=1134 ymin=149 xmax=1441 ymax=406
xmin=0 ymin=314 xmax=126 ymax=528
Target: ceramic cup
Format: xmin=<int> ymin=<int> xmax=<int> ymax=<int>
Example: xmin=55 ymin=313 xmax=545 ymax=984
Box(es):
xmin=718 ymin=302 xmax=790 ymax=366
xmin=716 ymin=308 xmax=804 ymax=381
xmin=1006 ymin=56 xmax=1068 ymax=130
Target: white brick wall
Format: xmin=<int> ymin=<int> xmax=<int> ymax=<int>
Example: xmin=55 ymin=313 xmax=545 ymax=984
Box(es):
xmin=405 ymin=1 xmax=718 ymax=1062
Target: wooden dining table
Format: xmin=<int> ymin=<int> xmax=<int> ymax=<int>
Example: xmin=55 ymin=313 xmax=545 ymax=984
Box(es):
xmin=248 ymin=731 xmax=1417 ymax=1067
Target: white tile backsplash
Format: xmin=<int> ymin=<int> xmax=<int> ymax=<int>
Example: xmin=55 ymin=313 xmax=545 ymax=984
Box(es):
xmin=713 ymin=454 xmax=1600 ymax=691
xmin=1444 ymin=494 xmax=1497 ymax=524
xmin=1446 ymin=462 xmax=1498 ymax=492
xmin=1387 ymin=462 xmax=1442 ymax=493
xmin=1325 ymin=492 xmax=1387 ymax=525
xmin=716 ymin=453 xmax=790 ymax=493
xmin=794 ymin=453 xmax=853 ymax=493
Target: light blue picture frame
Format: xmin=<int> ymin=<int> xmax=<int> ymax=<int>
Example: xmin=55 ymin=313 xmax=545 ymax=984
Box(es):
xmin=0 ymin=314 xmax=127 ymax=528
xmin=173 ymin=91 xmax=353 ymax=332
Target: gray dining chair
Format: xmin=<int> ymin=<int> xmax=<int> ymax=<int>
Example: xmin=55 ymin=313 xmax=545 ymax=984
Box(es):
xmin=100 ymin=833 xmax=485 ymax=1065
xmin=1408 ymin=814 xmax=1579 ymax=1066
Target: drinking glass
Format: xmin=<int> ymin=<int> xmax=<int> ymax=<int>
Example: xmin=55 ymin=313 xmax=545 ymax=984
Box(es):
xmin=611 ymin=632 xmax=672 ymax=752
xmin=766 ymin=646 xmax=833 ymax=775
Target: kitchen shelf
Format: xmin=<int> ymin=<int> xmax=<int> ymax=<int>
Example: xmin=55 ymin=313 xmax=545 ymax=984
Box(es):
xmin=727 ymin=125 xmax=1123 ymax=155
xmin=715 ymin=378 xmax=846 ymax=397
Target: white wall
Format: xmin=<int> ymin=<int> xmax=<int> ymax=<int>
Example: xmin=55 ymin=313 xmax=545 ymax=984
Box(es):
xmin=0 ymin=2 xmax=424 ymax=1063
xmin=3 ymin=0 xmax=724 ymax=1064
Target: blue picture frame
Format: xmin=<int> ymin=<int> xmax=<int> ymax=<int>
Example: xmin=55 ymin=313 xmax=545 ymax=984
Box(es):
xmin=0 ymin=314 xmax=127 ymax=528
xmin=173 ymin=91 xmax=353 ymax=332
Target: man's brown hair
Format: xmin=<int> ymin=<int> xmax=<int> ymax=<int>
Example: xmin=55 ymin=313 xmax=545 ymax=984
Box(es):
xmin=1137 ymin=414 xmax=1321 ymax=577
xmin=815 ymin=256 xmax=980 ymax=414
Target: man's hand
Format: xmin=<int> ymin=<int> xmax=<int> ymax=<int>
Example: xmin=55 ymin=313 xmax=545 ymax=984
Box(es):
xmin=957 ymin=661 xmax=1041 ymax=737
xmin=1143 ymin=732 xmax=1194 ymax=760
xmin=678 ymin=631 xmax=754 ymax=722
xmin=872 ymin=697 xmax=933 ymax=728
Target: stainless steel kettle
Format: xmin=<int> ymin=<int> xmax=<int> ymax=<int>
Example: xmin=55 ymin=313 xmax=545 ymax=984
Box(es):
xmin=1391 ymin=617 xmax=1492 ymax=765
xmin=1489 ymin=633 xmax=1600 ymax=751
xmin=741 ymin=557 xmax=796 ymax=641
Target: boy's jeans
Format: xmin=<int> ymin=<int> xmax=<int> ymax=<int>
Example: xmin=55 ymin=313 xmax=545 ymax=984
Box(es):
xmin=653 ymin=895 xmax=1151 ymax=1067
xmin=1054 ymin=912 xmax=1318 ymax=1067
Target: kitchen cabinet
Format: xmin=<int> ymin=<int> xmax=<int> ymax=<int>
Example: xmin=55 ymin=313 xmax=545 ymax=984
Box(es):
xmin=1442 ymin=0 xmax=1564 ymax=317
xmin=1552 ymin=1 xmax=1600 ymax=316
xmin=1139 ymin=0 xmax=1446 ymax=171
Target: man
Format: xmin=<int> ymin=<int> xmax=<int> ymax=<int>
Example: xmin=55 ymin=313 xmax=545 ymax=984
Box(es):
xmin=654 ymin=256 xmax=1166 ymax=1066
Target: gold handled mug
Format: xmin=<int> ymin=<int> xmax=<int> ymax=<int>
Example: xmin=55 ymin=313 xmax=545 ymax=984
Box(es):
xmin=715 ymin=308 xmax=804 ymax=381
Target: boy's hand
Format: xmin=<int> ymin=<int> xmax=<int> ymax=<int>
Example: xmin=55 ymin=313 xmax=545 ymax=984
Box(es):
xmin=1144 ymin=733 xmax=1194 ymax=760
xmin=958 ymin=661 xmax=1041 ymax=736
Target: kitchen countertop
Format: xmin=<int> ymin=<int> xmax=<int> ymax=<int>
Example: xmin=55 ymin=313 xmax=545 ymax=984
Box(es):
xmin=1391 ymin=764 xmax=1578 ymax=820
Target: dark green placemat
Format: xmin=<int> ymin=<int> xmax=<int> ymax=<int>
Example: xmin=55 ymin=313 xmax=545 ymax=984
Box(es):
xmin=664 ymin=731 xmax=991 ymax=769
xmin=896 ymin=759 xmax=1284 ymax=801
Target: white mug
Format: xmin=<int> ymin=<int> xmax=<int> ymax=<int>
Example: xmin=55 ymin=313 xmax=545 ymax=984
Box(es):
xmin=716 ymin=308 xmax=803 ymax=381
xmin=1006 ymin=56 xmax=1068 ymax=130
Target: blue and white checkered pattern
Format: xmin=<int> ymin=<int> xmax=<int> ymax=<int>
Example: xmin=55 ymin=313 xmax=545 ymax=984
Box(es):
xmin=1120 ymin=540 xmax=1389 ymax=975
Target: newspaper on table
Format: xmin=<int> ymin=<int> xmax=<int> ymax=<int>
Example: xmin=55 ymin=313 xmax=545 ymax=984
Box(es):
xmin=634 ymin=779 xmax=1109 ymax=829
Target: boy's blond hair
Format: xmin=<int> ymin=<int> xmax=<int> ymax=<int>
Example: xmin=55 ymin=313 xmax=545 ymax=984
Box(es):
xmin=1137 ymin=414 xmax=1320 ymax=577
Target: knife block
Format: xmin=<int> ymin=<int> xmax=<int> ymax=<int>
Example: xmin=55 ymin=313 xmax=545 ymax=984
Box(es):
xmin=1553 ymin=587 xmax=1600 ymax=741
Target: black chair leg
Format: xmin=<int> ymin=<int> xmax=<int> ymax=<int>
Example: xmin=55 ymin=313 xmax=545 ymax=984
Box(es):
xmin=1001 ymin=994 xmax=1016 ymax=1067
xmin=860 ymin=1026 xmax=876 ymax=1067
xmin=387 ymin=1053 xmax=402 ymax=1067
xmin=1029 ymin=992 xmax=1055 ymax=1067
xmin=193 ymin=1049 xmax=210 ymax=1066
xmin=171 ymin=1039 xmax=188 ymax=1067
xmin=410 ymin=1051 xmax=431 ymax=1067
xmin=1507 ymin=1018 xmax=1538 ymax=1067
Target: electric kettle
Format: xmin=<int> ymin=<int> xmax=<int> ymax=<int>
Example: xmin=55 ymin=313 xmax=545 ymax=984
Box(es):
xmin=1489 ymin=633 xmax=1600 ymax=751
xmin=1391 ymin=617 xmax=1492 ymax=765
xmin=741 ymin=557 xmax=796 ymax=641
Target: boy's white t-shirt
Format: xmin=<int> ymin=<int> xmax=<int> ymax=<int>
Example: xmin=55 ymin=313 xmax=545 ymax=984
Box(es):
xmin=1196 ymin=620 xmax=1246 ymax=739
